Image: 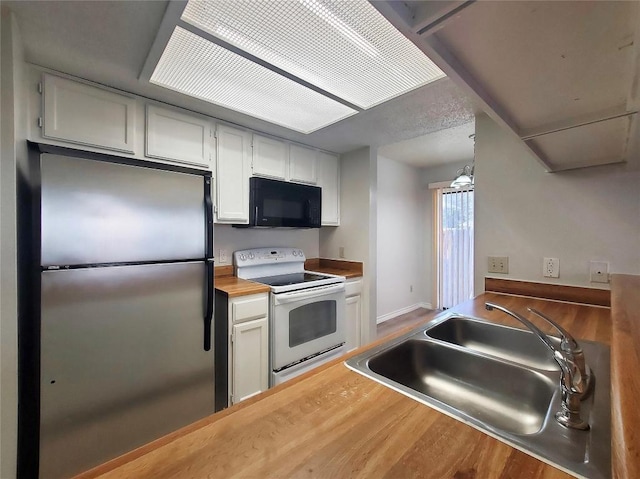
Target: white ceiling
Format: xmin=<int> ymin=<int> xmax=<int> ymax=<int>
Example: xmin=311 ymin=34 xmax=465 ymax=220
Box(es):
xmin=378 ymin=121 xmax=474 ymax=168
xmin=3 ymin=0 xmax=477 ymax=156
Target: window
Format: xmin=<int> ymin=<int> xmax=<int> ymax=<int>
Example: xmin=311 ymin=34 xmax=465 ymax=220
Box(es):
xmin=434 ymin=185 xmax=474 ymax=309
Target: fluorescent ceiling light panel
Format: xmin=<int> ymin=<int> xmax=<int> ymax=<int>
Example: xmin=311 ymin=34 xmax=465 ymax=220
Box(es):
xmin=150 ymin=27 xmax=356 ymax=133
xmin=181 ymin=0 xmax=446 ymax=109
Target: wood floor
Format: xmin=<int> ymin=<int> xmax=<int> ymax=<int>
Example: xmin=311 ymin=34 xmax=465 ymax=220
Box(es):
xmin=376 ymin=307 xmax=441 ymax=339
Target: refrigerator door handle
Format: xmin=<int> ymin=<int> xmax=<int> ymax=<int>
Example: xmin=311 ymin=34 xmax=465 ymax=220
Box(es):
xmin=204 ymin=176 xmax=214 ymax=351
xmin=204 ymin=176 xmax=213 ymax=351
xmin=204 ymin=257 xmax=214 ymax=351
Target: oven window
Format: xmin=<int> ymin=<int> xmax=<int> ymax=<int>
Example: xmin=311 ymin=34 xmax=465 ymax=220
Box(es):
xmin=289 ymin=300 xmax=337 ymax=347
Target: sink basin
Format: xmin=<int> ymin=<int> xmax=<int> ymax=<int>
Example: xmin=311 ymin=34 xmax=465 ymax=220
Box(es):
xmin=346 ymin=313 xmax=611 ymax=479
xmin=425 ymin=315 xmax=559 ymax=371
xmin=368 ymin=339 xmax=555 ymax=435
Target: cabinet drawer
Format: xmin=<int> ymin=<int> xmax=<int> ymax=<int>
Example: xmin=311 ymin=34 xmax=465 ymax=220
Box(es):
xmin=345 ymin=279 xmax=362 ymax=297
xmin=231 ymin=294 xmax=268 ymax=323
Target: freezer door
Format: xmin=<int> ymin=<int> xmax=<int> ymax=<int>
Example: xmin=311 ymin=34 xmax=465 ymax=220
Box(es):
xmin=40 ymin=153 xmax=205 ymax=266
xmin=40 ymin=262 xmax=213 ymax=479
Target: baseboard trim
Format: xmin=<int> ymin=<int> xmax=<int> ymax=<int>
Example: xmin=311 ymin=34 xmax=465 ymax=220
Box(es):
xmin=377 ymin=302 xmax=433 ymax=324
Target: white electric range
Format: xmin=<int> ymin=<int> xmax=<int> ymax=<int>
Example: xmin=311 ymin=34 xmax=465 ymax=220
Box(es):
xmin=234 ymin=248 xmax=346 ymax=385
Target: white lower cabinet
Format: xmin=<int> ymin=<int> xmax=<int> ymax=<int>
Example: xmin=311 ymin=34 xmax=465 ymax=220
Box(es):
xmin=345 ymin=279 xmax=363 ymax=352
xmin=228 ymin=293 xmax=269 ymax=406
xmin=231 ymin=317 xmax=268 ymax=404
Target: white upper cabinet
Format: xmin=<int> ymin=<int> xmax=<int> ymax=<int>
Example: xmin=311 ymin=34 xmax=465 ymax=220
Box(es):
xmin=288 ymin=145 xmax=317 ymax=184
xmin=252 ymin=135 xmax=288 ymax=180
xmin=41 ymin=73 xmax=136 ymax=154
xmin=145 ymin=104 xmax=212 ymax=168
xmin=215 ymin=124 xmax=251 ymax=224
xmin=317 ymin=152 xmax=340 ymax=226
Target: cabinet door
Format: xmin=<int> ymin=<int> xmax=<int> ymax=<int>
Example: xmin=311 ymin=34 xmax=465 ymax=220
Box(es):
xmin=252 ymin=135 xmax=288 ymax=180
xmin=231 ymin=317 xmax=269 ymax=404
xmin=42 ymin=74 xmax=136 ymax=154
xmin=146 ymin=104 xmax=212 ymax=168
xmin=345 ymin=294 xmax=362 ymax=353
xmin=289 ymin=145 xmax=317 ymax=184
xmin=317 ymin=152 xmax=340 ymax=225
xmin=216 ymin=124 xmax=251 ymax=223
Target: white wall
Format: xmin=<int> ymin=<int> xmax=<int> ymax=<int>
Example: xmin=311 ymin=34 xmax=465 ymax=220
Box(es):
xmin=320 ymin=147 xmax=377 ymax=344
xmin=420 ymin=160 xmax=472 ymax=307
xmin=376 ymin=155 xmax=429 ymax=321
xmin=1 ymin=8 xmax=26 ymax=478
xmin=214 ymin=225 xmax=319 ymax=265
xmin=475 ymin=114 xmax=640 ymax=294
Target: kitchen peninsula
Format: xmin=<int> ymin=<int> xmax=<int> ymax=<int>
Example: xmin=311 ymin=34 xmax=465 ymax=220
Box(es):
xmin=74 ymin=277 xmax=635 ymax=479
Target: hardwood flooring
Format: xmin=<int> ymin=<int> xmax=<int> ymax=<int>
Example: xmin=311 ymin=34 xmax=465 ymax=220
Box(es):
xmin=376 ymin=307 xmax=440 ymax=339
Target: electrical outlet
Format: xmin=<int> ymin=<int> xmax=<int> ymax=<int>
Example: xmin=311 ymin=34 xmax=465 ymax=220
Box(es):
xmin=488 ymin=256 xmax=509 ymax=274
xmin=339 ymin=246 xmax=345 ymax=259
xmin=590 ymin=261 xmax=609 ymax=283
xmin=219 ymin=249 xmax=229 ymax=263
xmin=543 ymin=257 xmax=560 ymax=278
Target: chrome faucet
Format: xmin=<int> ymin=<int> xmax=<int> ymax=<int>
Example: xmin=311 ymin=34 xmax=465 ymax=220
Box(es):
xmin=485 ymin=302 xmax=591 ymax=430
xmin=526 ymin=307 xmax=592 ymax=397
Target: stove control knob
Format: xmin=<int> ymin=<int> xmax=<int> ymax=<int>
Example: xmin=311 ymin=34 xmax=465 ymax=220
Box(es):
xmin=249 ymin=252 xmax=255 ymax=259
xmin=297 ymin=250 xmax=303 ymax=257
xmin=240 ymin=254 xmax=246 ymax=261
xmin=292 ymin=250 xmax=298 ymax=256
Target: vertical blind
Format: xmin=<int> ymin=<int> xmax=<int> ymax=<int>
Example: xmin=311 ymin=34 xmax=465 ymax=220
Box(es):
xmin=439 ymin=187 xmax=474 ymax=309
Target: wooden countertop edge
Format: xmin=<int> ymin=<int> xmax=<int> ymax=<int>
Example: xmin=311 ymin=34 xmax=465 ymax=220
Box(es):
xmin=213 ymin=279 xmax=271 ymax=297
xmin=610 ymin=274 xmax=640 ymax=478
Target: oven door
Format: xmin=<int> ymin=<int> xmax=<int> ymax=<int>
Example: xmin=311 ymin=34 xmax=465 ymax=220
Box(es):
xmin=271 ymin=283 xmax=345 ymax=370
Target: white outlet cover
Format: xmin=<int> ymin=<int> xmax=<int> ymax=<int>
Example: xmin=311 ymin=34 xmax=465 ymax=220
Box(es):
xmin=543 ymin=257 xmax=560 ymax=278
xmin=590 ymin=261 xmax=610 ymax=283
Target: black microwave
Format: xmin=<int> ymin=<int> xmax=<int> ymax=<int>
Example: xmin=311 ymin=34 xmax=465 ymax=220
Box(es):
xmin=243 ymin=177 xmax=322 ymax=228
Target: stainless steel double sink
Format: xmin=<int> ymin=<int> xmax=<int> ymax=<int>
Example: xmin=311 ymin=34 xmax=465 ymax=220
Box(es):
xmin=345 ymin=313 xmax=611 ymax=478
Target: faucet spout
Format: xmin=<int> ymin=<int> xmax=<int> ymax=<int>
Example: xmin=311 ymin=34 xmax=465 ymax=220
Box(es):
xmin=484 ymin=302 xmax=590 ymax=430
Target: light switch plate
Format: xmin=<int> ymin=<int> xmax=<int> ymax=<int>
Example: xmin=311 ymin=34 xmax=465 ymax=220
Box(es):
xmin=219 ymin=249 xmax=229 ymax=263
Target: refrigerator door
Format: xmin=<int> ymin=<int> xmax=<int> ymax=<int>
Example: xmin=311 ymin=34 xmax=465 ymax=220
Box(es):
xmin=39 ymin=262 xmax=213 ymax=479
xmin=40 ymin=153 xmax=205 ymax=266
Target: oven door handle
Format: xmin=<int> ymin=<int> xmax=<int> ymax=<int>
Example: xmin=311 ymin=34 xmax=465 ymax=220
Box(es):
xmin=274 ymin=283 xmax=345 ymax=305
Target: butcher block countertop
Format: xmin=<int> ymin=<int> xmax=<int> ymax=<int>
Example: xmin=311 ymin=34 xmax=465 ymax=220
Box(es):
xmin=77 ymin=291 xmax=619 ymax=479
xmin=214 ymin=259 xmax=364 ymax=297
xmin=611 ymin=274 xmax=640 ymax=479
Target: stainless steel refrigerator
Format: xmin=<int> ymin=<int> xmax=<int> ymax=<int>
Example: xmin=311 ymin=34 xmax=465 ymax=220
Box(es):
xmin=18 ymin=144 xmax=215 ymax=478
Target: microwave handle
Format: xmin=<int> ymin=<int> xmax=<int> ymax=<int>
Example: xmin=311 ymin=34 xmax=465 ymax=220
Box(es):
xmin=274 ymin=283 xmax=345 ymax=305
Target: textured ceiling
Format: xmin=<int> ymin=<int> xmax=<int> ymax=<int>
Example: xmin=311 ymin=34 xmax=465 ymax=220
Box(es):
xmin=378 ymin=121 xmax=475 ymax=168
xmin=4 ymin=0 xmax=476 ymax=156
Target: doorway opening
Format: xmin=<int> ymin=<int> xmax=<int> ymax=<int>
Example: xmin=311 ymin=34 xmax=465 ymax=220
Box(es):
xmin=435 ymin=185 xmax=474 ymax=309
